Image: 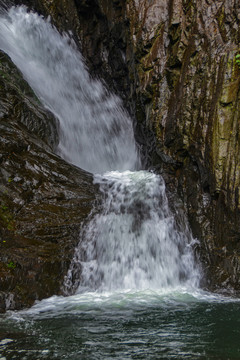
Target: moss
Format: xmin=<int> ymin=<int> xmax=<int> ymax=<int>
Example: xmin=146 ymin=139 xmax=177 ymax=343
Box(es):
xmin=220 ymin=79 xmax=240 ymax=105
xmin=216 ymin=5 xmax=227 ymax=43
xmin=0 ymin=203 xmax=15 ymax=232
xmin=7 ymin=261 xmax=16 ymax=269
xmin=235 ymin=52 xmax=240 ymax=72
xmin=211 ymin=52 xmax=240 ymax=193
xmin=182 ymin=0 xmax=194 ymax=14
xmin=166 ymin=68 xmax=180 ymax=90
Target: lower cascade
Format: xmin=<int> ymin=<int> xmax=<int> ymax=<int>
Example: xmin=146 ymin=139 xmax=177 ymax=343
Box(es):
xmin=65 ymin=171 xmax=200 ymax=294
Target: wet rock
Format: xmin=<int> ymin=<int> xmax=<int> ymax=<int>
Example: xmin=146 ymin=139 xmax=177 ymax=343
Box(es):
xmin=0 ymin=50 xmax=98 ymax=311
xmin=0 ymin=51 xmax=58 ymax=150
xmin=122 ymin=0 xmax=240 ymax=294
xmin=7 ymin=0 xmax=240 ymax=294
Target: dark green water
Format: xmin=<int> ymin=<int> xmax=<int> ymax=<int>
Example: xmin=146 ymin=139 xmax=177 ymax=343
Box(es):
xmin=0 ymin=290 xmax=239 ymax=360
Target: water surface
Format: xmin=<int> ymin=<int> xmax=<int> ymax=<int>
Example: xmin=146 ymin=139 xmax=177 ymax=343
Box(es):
xmin=0 ymin=290 xmax=240 ymax=360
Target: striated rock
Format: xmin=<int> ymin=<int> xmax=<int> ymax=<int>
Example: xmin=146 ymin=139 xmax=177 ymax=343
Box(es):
xmin=7 ymin=0 xmax=240 ymax=293
xmin=123 ymin=0 xmax=240 ymax=293
xmin=0 ymin=50 xmax=98 ymax=311
xmin=0 ymin=51 xmax=58 ymax=149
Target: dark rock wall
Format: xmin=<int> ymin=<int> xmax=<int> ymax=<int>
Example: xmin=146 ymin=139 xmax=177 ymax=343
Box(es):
xmin=123 ymin=0 xmax=240 ymax=293
xmin=0 ymin=51 xmax=98 ymax=311
xmin=0 ymin=51 xmax=58 ymax=149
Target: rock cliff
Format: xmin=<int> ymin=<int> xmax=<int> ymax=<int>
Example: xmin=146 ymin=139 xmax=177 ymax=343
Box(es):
xmin=3 ymin=0 xmax=240 ymax=295
xmin=0 ymin=51 xmax=98 ymax=311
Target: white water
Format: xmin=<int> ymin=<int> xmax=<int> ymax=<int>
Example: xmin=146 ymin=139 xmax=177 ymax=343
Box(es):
xmin=0 ymin=6 xmax=200 ymax=299
xmin=0 ymin=6 xmax=139 ymax=173
xmin=65 ymin=170 xmax=200 ymax=293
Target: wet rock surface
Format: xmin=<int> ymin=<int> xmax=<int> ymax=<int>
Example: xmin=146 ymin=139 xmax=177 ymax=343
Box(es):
xmin=3 ymin=0 xmax=240 ymax=295
xmin=0 ymin=50 xmax=98 ymax=311
xmin=123 ymin=0 xmax=240 ymax=294
xmin=0 ymin=51 xmax=58 ymax=149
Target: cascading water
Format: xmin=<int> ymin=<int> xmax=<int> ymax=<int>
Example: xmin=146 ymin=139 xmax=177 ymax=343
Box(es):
xmin=65 ymin=170 xmax=199 ymax=294
xmin=0 ymin=6 xmax=199 ymax=296
xmin=0 ymin=6 xmax=139 ymax=173
xmin=2 ymin=6 xmax=240 ymax=360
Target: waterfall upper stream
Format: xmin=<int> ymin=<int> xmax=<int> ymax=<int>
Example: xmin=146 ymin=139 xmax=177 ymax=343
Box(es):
xmin=0 ymin=6 xmax=239 ymax=360
xmin=0 ymin=6 xmax=139 ymax=173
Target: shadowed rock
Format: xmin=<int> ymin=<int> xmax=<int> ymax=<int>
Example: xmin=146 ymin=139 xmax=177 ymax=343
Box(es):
xmin=0 ymin=51 xmax=98 ymax=311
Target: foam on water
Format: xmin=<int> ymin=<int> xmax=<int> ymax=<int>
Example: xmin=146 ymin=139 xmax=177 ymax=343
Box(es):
xmin=7 ymin=288 xmax=238 ymax=322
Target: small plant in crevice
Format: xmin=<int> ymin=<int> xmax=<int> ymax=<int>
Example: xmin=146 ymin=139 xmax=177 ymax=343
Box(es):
xmin=7 ymin=261 xmax=16 ymax=269
xmin=236 ymin=54 xmax=240 ymax=70
xmin=0 ymin=203 xmax=14 ymax=231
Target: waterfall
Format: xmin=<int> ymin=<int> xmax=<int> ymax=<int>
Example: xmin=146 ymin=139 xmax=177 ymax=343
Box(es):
xmin=0 ymin=5 xmax=139 ymax=173
xmin=65 ymin=170 xmax=199 ymax=294
xmin=0 ymin=6 xmax=200 ymax=295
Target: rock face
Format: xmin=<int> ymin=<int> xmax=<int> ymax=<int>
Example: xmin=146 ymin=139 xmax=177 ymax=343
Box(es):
xmin=0 ymin=51 xmax=98 ymax=311
xmin=122 ymin=0 xmax=240 ymax=293
xmin=14 ymin=0 xmax=240 ymax=294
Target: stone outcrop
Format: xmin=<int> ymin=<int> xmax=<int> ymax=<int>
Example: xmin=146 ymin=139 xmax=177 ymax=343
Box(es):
xmin=5 ymin=0 xmax=240 ymax=294
xmin=0 ymin=51 xmax=98 ymax=311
